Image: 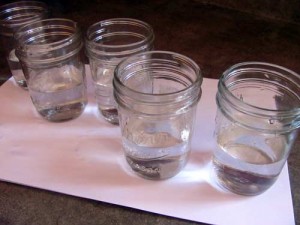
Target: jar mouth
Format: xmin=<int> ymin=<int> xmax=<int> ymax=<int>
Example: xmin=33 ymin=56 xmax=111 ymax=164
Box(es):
xmin=113 ymin=51 xmax=203 ymax=116
xmin=85 ymin=18 xmax=154 ymax=58
xmin=219 ymin=62 xmax=300 ymax=115
xmin=217 ymin=62 xmax=300 ymax=132
xmin=15 ymin=18 xmax=82 ymax=65
xmin=0 ymin=1 xmax=48 ymax=36
xmin=15 ymin=18 xmax=80 ymax=47
xmin=113 ymin=51 xmax=202 ymax=115
xmin=114 ymin=50 xmax=202 ymax=97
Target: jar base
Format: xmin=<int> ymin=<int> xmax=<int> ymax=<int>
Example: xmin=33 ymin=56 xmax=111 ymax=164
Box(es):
xmin=126 ymin=154 xmax=188 ymax=180
xmin=212 ymin=159 xmax=278 ymax=196
xmin=99 ymin=108 xmax=119 ymax=125
xmin=37 ymin=101 xmax=86 ymax=122
xmin=15 ymin=79 xmax=27 ymax=89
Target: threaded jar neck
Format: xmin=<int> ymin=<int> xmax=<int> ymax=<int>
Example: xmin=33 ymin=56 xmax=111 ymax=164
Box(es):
xmin=85 ymin=18 xmax=154 ymax=63
xmin=15 ymin=18 xmax=82 ymax=67
xmin=113 ymin=51 xmax=202 ymax=115
xmin=217 ymin=62 xmax=300 ymax=133
xmin=0 ymin=1 xmax=48 ymax=37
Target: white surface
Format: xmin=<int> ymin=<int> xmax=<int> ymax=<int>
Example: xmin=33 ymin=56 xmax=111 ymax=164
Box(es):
xmin=0 ymin=66 xmax=295 ymax=225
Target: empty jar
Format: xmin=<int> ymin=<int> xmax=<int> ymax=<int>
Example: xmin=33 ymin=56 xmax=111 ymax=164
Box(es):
xmin=85 ymin=18 xmax=154 ymax=125
xmin=114 ymin=51 xmax=202 ymax=180
xmin=0 ymin=1 xmax=48 ymax=88
xmin=15 ymin=18 xmax=88 ymax=122
xmin=213 ymin=62 xmax=300 ymax=195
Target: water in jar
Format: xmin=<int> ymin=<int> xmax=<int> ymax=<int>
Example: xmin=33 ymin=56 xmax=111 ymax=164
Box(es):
xmin=92 ymin=67 xmax=118 ymax=124
xmin=122 ymin=118 xmax=192 ymax=179
xmin=212 ymin=125 xmax=289 ymax=195
xmin=29 ymin=65 xmax=87 ymax=121
xmin=8 ymin=49 xmax=27 ymax=88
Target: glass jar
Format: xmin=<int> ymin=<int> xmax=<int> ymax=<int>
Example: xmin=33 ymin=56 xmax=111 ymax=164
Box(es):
xmin=114 ymin=51 xmax=202 ymax=180
xmin=85 ymin=18 xmax=154 ymax=125
xmin=213 ymin=62 xmax=300 ymax=195
xmin=0 ymin=1 xmax=49 ymax=88
xmin=15 ymin=18 xmax=87 ymax=122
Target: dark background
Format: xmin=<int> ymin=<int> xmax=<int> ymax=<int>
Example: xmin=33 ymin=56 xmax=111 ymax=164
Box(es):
xmin=0 ymin=1 xmax=300 ymax=225
xmin=1 ymin=0 xmax=300 ymax=83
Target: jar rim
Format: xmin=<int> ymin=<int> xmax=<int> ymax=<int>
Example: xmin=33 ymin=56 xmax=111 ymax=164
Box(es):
xmin=15 ymin=18 xmax=80 ymax=45
xmin=15 ymin=18 xmax=82 ymax=65
xmin=219 ymin=61 xmax=300 ymax=117
xmin=114 ymin=50 xmax=202 ymax=98
xmin=0 ymin=1 xmax=48 ymax=36
xmin=85 ymin=18 xmax=154 ymax=50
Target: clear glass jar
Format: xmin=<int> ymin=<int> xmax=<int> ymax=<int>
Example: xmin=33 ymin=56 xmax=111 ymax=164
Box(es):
xmin=213 ymin=62 xmax=300 ymax=195
xmin=85 ymin=18 xmax=154 ymax=125
xmin=15 ymin=18 xmax=88 ymax=122
xmin=114 ymin=51 xmax=202 ymax=180
xmin=0 ymin=1 xmax=48 ymax=88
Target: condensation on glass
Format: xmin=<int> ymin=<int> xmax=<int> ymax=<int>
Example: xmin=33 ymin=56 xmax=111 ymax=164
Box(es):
xmin=0 ymin=1 xmax=48 ymax=89
xmin=213 ymin=62 xmax=300 ymax=196
xmin=85 ymin=18 xmax=154 ymax=125
xmin=15 ymin=18 xmax=87 ymax=122
xmin=114 ymin=51 xmax=203 ymax=180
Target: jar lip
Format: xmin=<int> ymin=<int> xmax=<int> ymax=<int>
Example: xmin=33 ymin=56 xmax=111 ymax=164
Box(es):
xmin=0 ymin=1 xmax=47 ymax=11
xmin=114 ymin=50 xmax=202 ymax=98
xmin=219 ymin=61 xmax=300 ymax=116
xmin=85 ymin=18 xmax=154 ymax=49
xmin=15 ymin=18 xmax=80 ymax=48
xmin=0 ymin=1 xmax=48 ymax=35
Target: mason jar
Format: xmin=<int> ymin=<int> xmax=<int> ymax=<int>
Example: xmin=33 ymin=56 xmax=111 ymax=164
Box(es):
xmin=0 ymin=1 xmax=48 ymax=88
xmin=114 ymin=51 xmax=202 ymax=180
xmin=213 ymin=62 xmax=300 ymax=195
xmin=15 ymin=18 xmax=88 ymax=122
xmin=85 ymin=18 xmax=154 ymax=125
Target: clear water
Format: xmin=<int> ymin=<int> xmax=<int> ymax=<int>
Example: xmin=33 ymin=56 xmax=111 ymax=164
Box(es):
xmin=7 ymin=49 xmax=27 ymax=88
xmin=35 ymin=98 xmax=86 ymax=122
xmin=99 ymin=108 xmax=119 ymax=125
xmin=93 ymin=68 xmax=118 ymax=124
xmin=213 ymin=132 xmax=286 ymax=195
xmin=123 ymin=130 xmax=190 ymax=179
xmin=29 ymin=66 xmax=87 ymax=121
